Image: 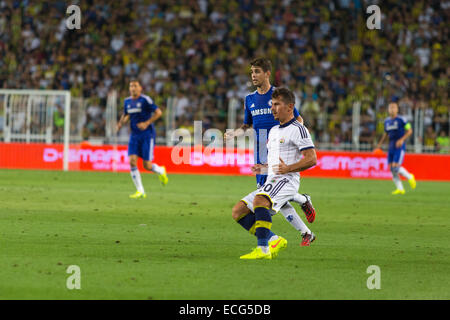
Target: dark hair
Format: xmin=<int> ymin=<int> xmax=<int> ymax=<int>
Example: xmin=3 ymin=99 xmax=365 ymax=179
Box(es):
xmin=250 ymin=58 xmax=272 ymax=72
xmin=272 ymin=87 xmax=295 ymax=105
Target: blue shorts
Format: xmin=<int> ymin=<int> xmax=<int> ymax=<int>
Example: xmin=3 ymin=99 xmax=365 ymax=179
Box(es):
xmin=387 ymin=147 xmax=405 ymax=165
xmin=255 ymin=139 xmax=268 ymax=188
xmin=256 ymin=174 xmax=267 ymax=188
xmin=128 ymin=133 xmax=155 ymax=161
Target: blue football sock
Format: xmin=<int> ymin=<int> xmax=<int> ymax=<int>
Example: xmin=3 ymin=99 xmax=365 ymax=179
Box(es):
xmin=254 ymin=206 xmax=272 ymax=247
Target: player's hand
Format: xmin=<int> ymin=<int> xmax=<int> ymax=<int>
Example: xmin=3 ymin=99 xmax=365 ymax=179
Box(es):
xmin=272 ymin=157 xmax=290 ymax=174
xmin=395 ymin=140 xmax=403 ymax=148
xmin=251 ymin=164 xmax=268 ymax=175
xmin=137 ymin=121 xmax=149 ymax=131
xmin=224 ymin=130 xmax=235 ymax=140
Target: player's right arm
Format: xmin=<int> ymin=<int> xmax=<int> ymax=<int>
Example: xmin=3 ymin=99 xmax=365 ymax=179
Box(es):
xmin=224 ymin=99 xmax=253 ymax=140
xmin=251 ymin=163 xmax=268 ymax=175
xmin=116 ymin=113 xmax=130 ymax=132
xmin=224 ymin=123 xmax=252 ymax=140
xmin=375 ymin=133 xmax=387 ymax=150
xmin=117 ymin=98 xmax=130 ymax=132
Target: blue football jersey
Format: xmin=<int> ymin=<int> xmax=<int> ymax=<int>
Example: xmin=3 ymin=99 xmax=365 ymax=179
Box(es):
xmin=384 ymin=116 xmax=409 ymax=149
xmin=124 ymin=94 xmax=158 ymax=136
xmin=244 ymin=86 xmax=300 ymax=164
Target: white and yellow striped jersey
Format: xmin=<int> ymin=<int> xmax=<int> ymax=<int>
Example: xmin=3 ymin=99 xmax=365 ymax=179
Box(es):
xmin=267 ymin=118 xmax=315 ymax=184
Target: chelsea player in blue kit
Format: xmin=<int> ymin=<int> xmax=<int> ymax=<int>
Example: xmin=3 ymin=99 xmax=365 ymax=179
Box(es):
xmin=225 ymin=58 xmax=317 ymax=252
xmin=117 ymin=80 xmax=168 ymax=199
xmin=376 ymin=102 xmax=416 ymax=194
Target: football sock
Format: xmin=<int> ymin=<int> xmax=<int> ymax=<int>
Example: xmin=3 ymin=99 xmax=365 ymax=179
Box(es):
xmin=398 ymin=167 xmax=412 ymax=180
xmin=254 ymin=206 xmax=272 ymax=247
xmin=236 ymin=212 xmax=256 ymax=232
xmin=291 ymin=193 xmax=307 ymax=205
xmin=392 ymin=172 xmax=404 ymax=191
xmin=151 ymin=163 xmax=165 ymax=175
xmin=280 ymin=202 xmax=310 ymax=235
xmin=268 ymin=234 xmax=279 ymax=242
xmin=236 ymin=211 xmax=276 ymax=239
xmin=130 ymin=167 xmax=145 ymax=193
xmin=258 ymin=245 xmax=269 ymax=254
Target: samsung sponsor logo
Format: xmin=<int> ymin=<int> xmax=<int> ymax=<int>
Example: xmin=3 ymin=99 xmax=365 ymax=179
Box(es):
xmin=251 ymin=108 xmax=272 ymax=116
xmin=127 ymin=108 xmax=142 ymax=114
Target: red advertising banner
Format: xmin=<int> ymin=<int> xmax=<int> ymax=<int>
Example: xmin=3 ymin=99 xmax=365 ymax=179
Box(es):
xmin=1 ymin=142 xmax=450 ymax=181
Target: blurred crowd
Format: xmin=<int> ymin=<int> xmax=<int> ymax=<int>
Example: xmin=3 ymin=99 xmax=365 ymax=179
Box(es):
xmin=0 ymin=0 xmax=448 ymax=151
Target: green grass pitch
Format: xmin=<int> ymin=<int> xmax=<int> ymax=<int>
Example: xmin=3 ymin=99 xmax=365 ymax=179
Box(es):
xmin=0 ymin=169 xmax=449 ymax=299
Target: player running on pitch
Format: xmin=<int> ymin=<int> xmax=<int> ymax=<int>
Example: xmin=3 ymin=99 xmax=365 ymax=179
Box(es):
xmin=117 ymin=80 xmax=168 ymax=199
xmin=375 ymin=102 xmax=416 ymax=195
xmin=225 ymin=58 xmax=316 ymax=255
xmin=238 ymin=87 xmax=317 ymax=259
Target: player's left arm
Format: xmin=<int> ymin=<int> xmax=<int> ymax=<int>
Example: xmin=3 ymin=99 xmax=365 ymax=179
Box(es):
xmin=137 ymin=108 xmax=162 ymax=130
xmin=293 ymin=108 xmax=304 ymax=125
xmin=273 ymin=148 xmax=317 ymax=174
xmin=395 ymin=122 xmax=413 ymax=148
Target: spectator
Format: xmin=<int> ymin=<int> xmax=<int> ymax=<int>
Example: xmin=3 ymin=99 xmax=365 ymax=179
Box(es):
xmin=424 ymin=126 xmax=437 ymax=150
xmin=436 ymin=130 xmax=449 ymax=154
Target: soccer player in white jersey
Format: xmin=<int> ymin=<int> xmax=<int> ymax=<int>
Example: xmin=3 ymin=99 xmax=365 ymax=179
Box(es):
xmin=117 ymin=80 xmax=168 ymax=199
xmin=225 ymin=58 xmax=316 ymax=256
xmin=238 ymin=87 xmax=317 ymax=259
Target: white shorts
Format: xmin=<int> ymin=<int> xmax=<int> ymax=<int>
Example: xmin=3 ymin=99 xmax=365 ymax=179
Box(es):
xmin=241 ymin=175 xmax=299 ymax=213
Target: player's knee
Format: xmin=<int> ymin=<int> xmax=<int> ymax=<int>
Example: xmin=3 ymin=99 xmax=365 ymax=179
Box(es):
xmin=390 ymin=165 xmax=399 ymax=174
xmin=143 ymin=161 xmax=152 ymax=171
xmin=232 ymin=201 xmax=248 ymax=221
xmin=129 ymin=158 xmax=137 ymax=168
xmin=253 ymin=195 xmax=271 ymax=209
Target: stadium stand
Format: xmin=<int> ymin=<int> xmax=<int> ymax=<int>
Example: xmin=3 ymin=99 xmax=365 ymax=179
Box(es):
xmin=0 ymin=0 xmax=448 ymax=151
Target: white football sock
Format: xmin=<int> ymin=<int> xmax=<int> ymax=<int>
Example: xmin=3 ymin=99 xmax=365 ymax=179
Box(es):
xmin=398 ymin=167 xmax=412 ymax=180
xmin=130 ymin=167 xmax=145 ymax=193
xmin=268 ymin=234 xmax=279 ymax=242
xmin=291 ymin=193 xmax=307 ymax=205
xmin=258 ymin=246 xmax=269 ymax=254
xmin=280 ymin=202 xmax=310 ymax=235
xmin=151 ymin=163 xmax=165 ymax=175
xmin=392 ymin=173 xmax=404 ymax=191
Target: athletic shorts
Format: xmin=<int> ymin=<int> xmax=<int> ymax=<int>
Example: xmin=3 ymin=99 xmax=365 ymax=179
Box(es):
xmin=387 ymin=147 xmax=405 ymax=165
xmin=241 ymin=175 xmax=299 ymax=213
xmin=128 ymin=133 xmax=155 ymax=161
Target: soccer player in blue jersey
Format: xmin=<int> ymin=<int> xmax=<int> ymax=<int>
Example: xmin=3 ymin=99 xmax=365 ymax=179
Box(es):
xmin=225 ymin=58 xmax=317 ymax=252
xmin=117 ymin=80 xmax=168 ymax=199
xmin=375 ymin=102 xmax=416 ymax=194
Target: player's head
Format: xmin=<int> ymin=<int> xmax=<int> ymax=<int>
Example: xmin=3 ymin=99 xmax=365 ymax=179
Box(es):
xmin=129 ymin=79 xmax=142 ymax=98
xmin=388 ymin=102 xmax=399 ymax=118
xmin=250 ymin=58 xmax=272 ymax=88
xmin=271 ymin=87 xmax=295 ymax=123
